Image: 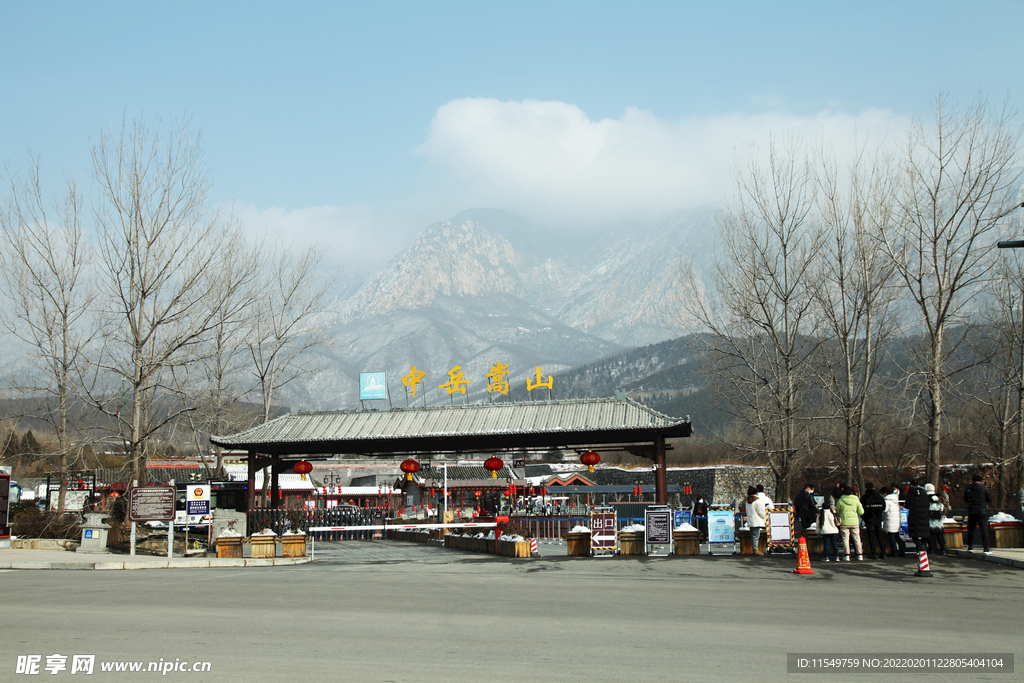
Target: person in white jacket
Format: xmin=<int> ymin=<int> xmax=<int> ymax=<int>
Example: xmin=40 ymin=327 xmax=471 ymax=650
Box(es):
xmin=818 ymin=499 xmax=840 ymax=561
xmin=745 ymin=486 xmax=768 ymax=555
xmin=882 ymin=487 xmax=905 ymax=558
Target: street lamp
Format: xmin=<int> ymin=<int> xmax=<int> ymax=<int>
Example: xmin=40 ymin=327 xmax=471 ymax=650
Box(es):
xmin=997 ymin=201 xmax=1024 ymax=512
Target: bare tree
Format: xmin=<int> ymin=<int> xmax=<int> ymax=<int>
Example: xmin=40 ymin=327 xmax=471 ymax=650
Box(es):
xmin=89 ymin=116 xmax=254 ymax=484
xmin=967 ymin=248 xmax=1024 ymax=505
xmin=674 ymin=138 xmax=825 ymax=502
xmin=171 ymin=228 xmax=263 ymax=476
xmin=877 ymin=95 xmax=1023 ymax=486
xmin=244 ymin=244 xmax=332 ymax=506
xmin=247 ymin=244 xmax=332 ymax=424
xmin=0 ymin=157 xmax=95 ymax=511
xmin=812 ymin=147 xmax=900 ymax=490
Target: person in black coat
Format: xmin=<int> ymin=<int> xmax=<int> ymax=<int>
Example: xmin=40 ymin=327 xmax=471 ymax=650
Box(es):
xmin=964 ymin=473 xmax=993 ymax=554
xmin=860 ymin=482 xmax=886 ymax=560
xmin=906 ymin=481 xmax=931 ymax=554
xmin=793 ymin=483 xmax=818 ymax=533
xmin=692 ymin=497 xmax=709 ymax=541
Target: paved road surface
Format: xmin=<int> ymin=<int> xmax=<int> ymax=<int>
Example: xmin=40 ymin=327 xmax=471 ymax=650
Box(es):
xmin=3 ymin=541 xmax=1020 ymax=682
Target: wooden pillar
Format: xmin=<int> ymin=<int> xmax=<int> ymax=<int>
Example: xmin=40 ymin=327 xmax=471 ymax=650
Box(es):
xmin=271 ymin=458 xmax=281 ymax=510
xmin=655 ymin=435 xmax=668 ymax=505
xmin=246 ymin=450 xmax=256 ymax=513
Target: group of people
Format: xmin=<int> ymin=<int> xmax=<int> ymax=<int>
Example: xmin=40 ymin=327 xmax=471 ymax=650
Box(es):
xmin=790 ymin=474 xmax=994 ymax=561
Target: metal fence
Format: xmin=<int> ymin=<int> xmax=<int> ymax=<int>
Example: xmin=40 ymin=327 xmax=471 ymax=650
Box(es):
xmin=248 ymin=507 xmax=377 ymax=541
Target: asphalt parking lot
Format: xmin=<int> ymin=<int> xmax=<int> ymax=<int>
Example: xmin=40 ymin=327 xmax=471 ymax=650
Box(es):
xmin=4 ymin=540 xmax=1021 ymax=682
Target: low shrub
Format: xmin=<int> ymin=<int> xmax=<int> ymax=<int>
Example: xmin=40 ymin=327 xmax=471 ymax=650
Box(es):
xmin=11 ymin=506 xmax=81 ymax=539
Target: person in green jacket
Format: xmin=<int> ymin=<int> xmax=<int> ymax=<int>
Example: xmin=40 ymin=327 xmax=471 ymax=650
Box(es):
xmin=836 ymin=485 xmax=865 ymax=561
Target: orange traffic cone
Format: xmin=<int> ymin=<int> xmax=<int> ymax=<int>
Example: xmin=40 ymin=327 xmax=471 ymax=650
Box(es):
xmin=793 ymin=536 xmax=815 ymax=575
xmin=914 ymin=550 xmax=933 ymax=577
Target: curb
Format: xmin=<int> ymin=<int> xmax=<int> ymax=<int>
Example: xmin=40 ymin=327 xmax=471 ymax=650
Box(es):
xmin=948 ymin=549 xmax=1024 ymax=570
xmin=0 ymin=556 xmax=313 ymax=570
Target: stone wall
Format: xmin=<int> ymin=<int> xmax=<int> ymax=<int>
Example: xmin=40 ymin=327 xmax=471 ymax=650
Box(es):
xmin=713 ymin=466 xmax=776 ymax=507
xmin=586 ymin=465 xmax=774 ymax=508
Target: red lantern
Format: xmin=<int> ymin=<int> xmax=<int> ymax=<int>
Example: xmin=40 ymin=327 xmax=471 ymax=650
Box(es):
xmin=484 ymin=456 xmax=504 ymax=478
xmin=580 ymin=451 xmax=600 ymax=473
xmin=292 ymin=460 xmax=313 ymax=482
xmin=400 ymin=459 xmax=420 ymax=481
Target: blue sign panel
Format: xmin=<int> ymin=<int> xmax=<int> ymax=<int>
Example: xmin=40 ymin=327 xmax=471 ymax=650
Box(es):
xmin=187 ymin=500 xmax=210 ymax=516
xmin=359 ymin=372 xmax=388 ymax=400
xmin=673 ymin=510 xmax=692 ymax=529
xmin=708 ymin=510 xmax=735 ymax=544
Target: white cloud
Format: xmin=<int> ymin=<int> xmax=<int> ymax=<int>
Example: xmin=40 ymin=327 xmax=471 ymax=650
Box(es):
xmin=233 ymin=99 xmax=909 ymax=275
xmin=236 ymin=203 xmax=415 ymax=278
xmin=416 ymin=97 xmax=907 ymax=225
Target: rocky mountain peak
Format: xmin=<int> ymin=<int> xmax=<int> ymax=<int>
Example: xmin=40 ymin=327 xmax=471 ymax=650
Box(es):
xmin=342 ymin=217 xmax=528 ymax=320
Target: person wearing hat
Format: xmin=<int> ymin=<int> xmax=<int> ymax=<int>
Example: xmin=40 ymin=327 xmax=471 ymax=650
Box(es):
xmin=925 ymin=483 xmax=946 ymax=555
xmin=964 ymin=473 xmax=993 ymax=554
xmin=906 ymin=480 xmax=931 ymax=555
xmin=860 ymin=482 xmax=886 ymax=560
xmin=745 ymin=485 xmax=767 ymax=555
xmin=882 ymin=486 xmax=905 ymax=557
xmin=818 ymin=497 xmax=841 ymax=562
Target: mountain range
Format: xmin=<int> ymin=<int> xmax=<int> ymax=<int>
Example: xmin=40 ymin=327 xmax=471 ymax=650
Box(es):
xmin=291 ymin=208 xmax=719 ymax=411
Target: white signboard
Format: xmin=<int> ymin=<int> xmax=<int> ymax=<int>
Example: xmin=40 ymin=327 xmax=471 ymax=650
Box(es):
xmin=48 ymin=490 xmax=90 ymax=512
xmin=186 ymin=484 xmax=211 ymax=516
xmin=767 ymin=510 xmax=793 ymax=546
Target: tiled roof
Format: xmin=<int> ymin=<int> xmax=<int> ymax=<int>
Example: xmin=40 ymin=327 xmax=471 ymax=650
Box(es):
xmin=210 ymin=398 xmax=690 ymax=455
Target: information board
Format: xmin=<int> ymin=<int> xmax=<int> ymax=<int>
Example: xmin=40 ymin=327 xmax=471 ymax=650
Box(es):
xmin=645 ymin=508 xmax=671 ymax=544
xmin=590 ymin=509 xmax=617 ymax=556
xmin=0 ymin=472 xmax=10 ymax=537
xmin=186 ymin=484 xmax=211 ymax=516
xmin=48 ymin=490 xmax=90 ymax=512
xmin=128 ymin=486 xmax=176 ymax=522
xmin=766 ymin=509 xmax=794 ymax=546
xmin=673 ymin=510 xmax=693 ymax=529
xmin=708 ymin=509 xmax=735 ymax=555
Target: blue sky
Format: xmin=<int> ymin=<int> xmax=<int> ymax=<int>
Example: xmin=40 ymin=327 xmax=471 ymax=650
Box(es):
xmin=2 ymin=1 xmax=1022 ymax=272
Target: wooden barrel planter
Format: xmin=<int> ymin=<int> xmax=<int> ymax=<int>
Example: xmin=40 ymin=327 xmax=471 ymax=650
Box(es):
xmin=673 ymin=531 xmax=700 ymax=555
xmin=989 ymin=522 xmax=1024 ymax=548
xmin=216 ymin=535 xmax=243 ymax=559
xmin=618 ymin=531 xmax=645 ymax=556
xmin=281 ymin=534 xmax=307 ymax=557
xmin=567 ymin=532 xmax=592 ymax=557
xmin=250 ymin=534 xmax=278 ymax=558
xmin=943 ymin=524 xmax=965 ymax=549
xmin=738 ymin=530 xmax=767 ymax=555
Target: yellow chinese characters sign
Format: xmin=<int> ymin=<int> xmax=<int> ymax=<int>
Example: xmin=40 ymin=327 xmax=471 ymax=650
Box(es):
xmin=439 ymin=366 xmax=470 ymax=395
xmin=485 ymin=362 xmax=510 ymax=395
xmin=403 ymin=366 xmax=425 ymax=398
xmin=527 ymin=366 xmax=553 ymax=393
